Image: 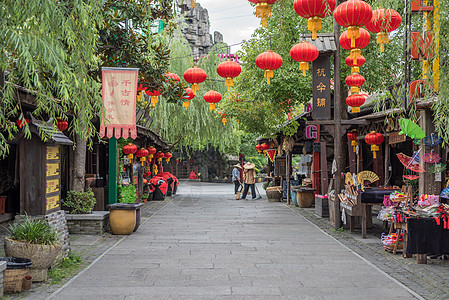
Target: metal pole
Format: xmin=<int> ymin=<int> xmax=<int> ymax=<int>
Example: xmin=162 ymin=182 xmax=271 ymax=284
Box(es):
xmin=403 ymin=0 xmax=409 ymax=112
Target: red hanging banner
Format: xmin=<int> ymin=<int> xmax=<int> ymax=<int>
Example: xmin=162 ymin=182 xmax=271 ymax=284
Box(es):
xmin=100 ymin=67 xmax=139 ymax=139
xmin=266 ymin=149 xmax=276 ymax=163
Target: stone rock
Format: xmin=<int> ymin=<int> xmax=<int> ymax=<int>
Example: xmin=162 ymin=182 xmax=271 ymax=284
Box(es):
xmin=214 ymin=31 xmax=223 ymax=44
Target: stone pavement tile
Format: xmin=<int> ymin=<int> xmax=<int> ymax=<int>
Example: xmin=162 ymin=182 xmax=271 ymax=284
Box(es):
xmin=231 ymin=286 xmax=282 ymax=296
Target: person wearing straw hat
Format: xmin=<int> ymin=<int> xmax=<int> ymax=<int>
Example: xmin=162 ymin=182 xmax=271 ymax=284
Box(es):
xmin=232 ymin=163 xmax=242 ymax=194
xmin=241 ymin=162 xmax=257 ymax=200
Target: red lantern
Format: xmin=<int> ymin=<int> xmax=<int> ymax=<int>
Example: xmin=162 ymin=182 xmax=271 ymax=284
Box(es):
xmin=366 ymin=9 xmax=402 ymax=52
xmin=136 ymin=148 xmax=149 ymax=166
xmin=347 ymin=130 xmax=358 ymax=152
xmin=248 ymin=0 xmax=278 ymax=27
xmin=290 ymin=42 xmax=319 ymax=76
xmin=165 ymin=72 xmax=181 ymax=82
xmin=293 ymin=0 xmax=336 ymax=40
xmin=164 ymin=152 xmax=173 ymax=164
xmin=216 ymin=60 xmax=242 ymax=91
xmin=345 ymin=74 xmax=365 ymax=94
xmin=56 ymin=119 xmax=68 ymax=131
xmin=146 ymin=90 xmax=162 ymax=107
xmin=365 ymin=131 xmax=384 ymax=159
xmin=182 ymin=88 xmax=195 ymax=109
xmin=334 ymin=0 xmax=373 ymax=48
xmin=255 ymin=51 xmax=283 ymax=85
xmin=256 ymin=144 xmax=263 ymax=155
xmin=122 ymin=144 xmax=137 ymax=161
xmin=183 ymin=66 xmax=207 ymax=95
xmin=16 ymin=118 xmax=29 ymax=128
xmin=221 ymin=113 xmax=227 ymax=125
xmin=146 ymin=146 xmax=157 ymax=162
xmin=339 ymin=28 xmax=370 ymax=65
xmin=345 ymin=55 xmax=365 ymax=73
xmin=259 ymin=143 xmax=270 ymax=151
xmin=346 ymin=94 xmax=366 ymax=113
xmin=204 ymin=90 xmax=222 ymax=111
xmin=154 ymin=151 xmax=165 ymax=163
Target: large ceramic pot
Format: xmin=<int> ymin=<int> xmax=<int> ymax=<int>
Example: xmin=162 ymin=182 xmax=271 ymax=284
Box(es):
xmin=4 ymin=237 xmax=62 ymax=282
xmin=108 ymin=203 xmax=143 ymax=235
xmin=266 ymin=186 xmax=282 ymax=202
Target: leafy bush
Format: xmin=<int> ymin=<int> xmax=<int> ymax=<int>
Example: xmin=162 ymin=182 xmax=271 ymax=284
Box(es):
xmin=64 ymin=188 xmax=96 ymax=214
xmin=8 ymin=215 xmax=59 ymax=245
xmin=119 ymin=184 xmax=137 ymax=203
xmin=48 ymin=252 xmax=82 ymax=284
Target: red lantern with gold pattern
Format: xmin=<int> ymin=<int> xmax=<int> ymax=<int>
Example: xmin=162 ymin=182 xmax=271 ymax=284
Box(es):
xmin=365 ymin=131 xmax=384 ymax=159
xmin=136 ymin=148 xmax=149 ymax=166
xmin=164 ymin=152 xmax=172 ymax=164
xmin=255 ymin=51 xmax=283 ymax=85
xmin=221 ymin=113 xmax=227 ymax=125
xmin=293 ymin=0 xmax=336 ymax=40
xmin=346 ymin=94 xmax=366 ymax=113
xmin=204 ymin=90 xmax=222 ymax=111
xmin=334 ymin=0 xmax=373 ymax=48
xmin=340 ymin=28 xmax=371 ymax=65
xmin=347 ymin=130 xmax=358 ymax=152
xmin=217 ymin=60 xmax=242 ymax=91
xmin=183 ymin=66 xmax=207 ymax=95
xmin=165 ymin=72 xmax=181 ymax=82
xmin=366 ymin=8 xmax=402 ymax=52
xmin=182 ymin=88 xmax=195 ymax=109
xmin=146 ymin=90 xmax=162 ymax=107
xmin=290 ymin=42 xmax=319 ymax=76
xmin=123 ymin=144 xmax=137 ymax=161
xmin=56 ymin=119 xmax=68 ymax=132
xmin=154 ymin=151 xmax=165 ymax=164
xmin=256 ymin=144 xmax=263 ymax=155
xmin=248 ymin=0 xmax=278 ymax=27
xmin=345 ymin=55 xmax=365 ymax=74
xmin=345 ymin=74 xmax=365 ymax=94
xmin=146 ymin=146 xmax=157 ymax=162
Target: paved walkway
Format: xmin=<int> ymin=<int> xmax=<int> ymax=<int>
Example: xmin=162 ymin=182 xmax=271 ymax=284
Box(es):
xmin=48 ymin=182 xmax=417 ymax=300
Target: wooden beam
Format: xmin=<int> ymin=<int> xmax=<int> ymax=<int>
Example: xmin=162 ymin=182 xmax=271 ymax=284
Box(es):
xmin=306 ymin=120 xmax=369 ymax=125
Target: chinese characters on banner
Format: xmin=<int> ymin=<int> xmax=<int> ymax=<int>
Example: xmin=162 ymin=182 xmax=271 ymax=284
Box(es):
xmin=312 ymin=56 xmax=331 ymax=120
xmin=100 ymin=67 xmax=139 ymax=139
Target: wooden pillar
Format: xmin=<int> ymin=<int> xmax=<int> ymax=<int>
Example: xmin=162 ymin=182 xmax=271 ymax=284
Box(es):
xmin=286 ymin=151 xmax=292 ymax=205
xmin=373 ymin=143 xmax=384 ymax=187
xmin=312 ymin=126 xmax=320 ymax=193
xmin=384 ymin=137 xmax=390 ymax=186
xmin=348 ymin=141 xmax=357 ymax=174
xmin=137 ymin=165 xmax=143 ymax=202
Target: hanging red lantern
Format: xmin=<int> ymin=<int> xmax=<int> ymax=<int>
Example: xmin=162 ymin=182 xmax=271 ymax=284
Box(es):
xmin=154 ymin=151 xmax=165 ymax=163
xmin=259 ymin=143 xmax=270 ymax=151
xmin=165 ymin=72 xmax=181 ymax=82
xmin=122 ymin=144 xmax=137 ymax=161
xmin=182 ymin=88 xmax=195 ymax=109
xmin=56 ymin=119 xmax=68 ymax=131
xmin=136 ymin=148 xmax=149 ymax=166
xmin=366 ymin=8 xmax=402 ymax=52
xmin=137 ymin=84 xmax=147 ymax=102
xmin=164 ymin=152 xmax=173 ymax=164
xmin=221 ymin=113 xmax=227 ymax=125
xmin=345 ymin=74 xmax=365 ymax=94
xmin=345 ymin=55 xmax=365 ymax=74
xmin=346 ymin=94 xmax=366 ymax=113
xmin=183 ymin=66 xmax=207 ymax=95
xmin=334 ymin=0 xmax=373 ymax=48
xmin=146 ymin=90 xmax=162 ymax=107
xmin=365 ymin=131 xmax=384 ymax=159
xmin=248 ymin=0 xmax=278 ymax=27
xmin=256 ymin=144 xmax=263 ymax=155
xmin=146 ymin=146 xmax=157 ymax=162
xmin=347 ymin=130 xmax=358 ymax=152
xmin=216 ymin=60 xmax=242 ymax=91
xmin=293 ymin=0 xmax=336 ymax=40
xmin=290 ymin=42 xmax=319 ymax=76
xmin=339 ymin=28 xmax=371 ymax=65
xmin=16 ymin=118 xmax=29 ymax=128
xmin=255 ymin=50 xmax=283 ymax=85
xmin=204 ymin=90 xmax=222 ymax=111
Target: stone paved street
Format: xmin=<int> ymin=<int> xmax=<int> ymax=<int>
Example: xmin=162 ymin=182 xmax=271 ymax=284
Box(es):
xmin=48 ymin=182 xmax=419 ymax=300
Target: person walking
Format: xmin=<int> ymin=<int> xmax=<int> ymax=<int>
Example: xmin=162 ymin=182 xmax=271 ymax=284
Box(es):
xmin=241 ymin=162 xmax=257 ymax=200
xmin=232 ymin=163 xmax=242 ymax=194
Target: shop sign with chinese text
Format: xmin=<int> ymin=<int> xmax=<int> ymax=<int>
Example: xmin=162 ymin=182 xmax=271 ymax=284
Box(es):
xmin=312 ymin=56 xmax=331 ymax=120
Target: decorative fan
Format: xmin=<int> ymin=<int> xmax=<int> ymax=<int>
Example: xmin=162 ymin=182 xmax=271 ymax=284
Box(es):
xmin=398 ymin=118 xmax=426 ymax=140
xmin=403 ymin=175 xmax=419 ymax=180
xmin=429 ymin=163 xmax=446 ymax=174
xmin=424 ymin=134 xmax=442 ymax=147
xmin=423 ymin=152 xmax=441 ymax=164
xmin=357 ymin=171 xmax=379 ymax=185
xmin=345 ymin=172 xmax=354 ymax=186
xmin=396 ymin=153 xmax=425 ymax=173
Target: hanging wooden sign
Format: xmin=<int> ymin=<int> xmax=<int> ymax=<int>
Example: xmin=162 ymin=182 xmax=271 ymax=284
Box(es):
xmin=389 ymin=131 xmax=406 ymax=144
xmin=312 ymin=56 xmax=331 ymax=120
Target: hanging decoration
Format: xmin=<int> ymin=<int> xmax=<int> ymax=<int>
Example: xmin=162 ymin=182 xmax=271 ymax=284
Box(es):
xmin=165 ymin=72 xmax=181 ymax=82
xmin=398 ymin=118 xmax=426 ymax=140
xmin=137 ymin=84 xmax=147 ymax=102
xmin=155 ymin=151 xmax=165 ymax=164
xmin=136 ymin=148 xmax=149 ymax=166
xmin=256 ymin=144 xmax=263 ymax=155
xmin=424 ymin=134 xmax=442 ymax=147
xmin=334 ymin=0 xmax=373 ymax=48
xmin=365 ymin=132 xmax=384 ymax=159
xmin=290 ymin=42 xmax=319 ymax=76
xmin=191 ymin=0 xmax=196 ymax=8
xmin=293 ymin=0 xmax=336 ymax=40
xmin=259 ymin=143 xmax=270 ymax=155
xmin=183 ymin=66 xmax=207 ymax=95
xmin=164 ymin=152 xmax=173 ymax=164
xmin=347 ymin=130 xmax=358 ymax=152
xmin=266 ymin=149 xmax=277 ymax=162
xmin=255 ymin=50 xmax=283 ymax=85
xmin=396 ymin=153 xmax=426 ymax=173
xmin=345 ymin=74 xmax=365 ymax=93
xmin=182 ymin=88 xmax=195 ymax=109
xmin=204 ymin=90 xmax=222 ymax=111
xmin=146 ymin=146 xmax=157 ymax=162
xmin=216 ymin=60 xmax=242 ymax=91
xmin=345 ymin=55 xmax=365 ymax=74
xmin=122 ymin=143 xmax=137 ymax=161
xmin=365 ymin=8 xmax=401 ymax=52
xmin=56 ymin=119 xmax=68 ymax=132
xmin=248 ymin=0 xmax=278 ymax=27
xmin=339 ymin=28 xmax=370 ymax=65
xmin=346 ymin=94 xmax=366 ymax=113
xmin=146 ymin=90 xmax=161 ymax=107
xmin=221 ymin=113 xmax=227 ymax=125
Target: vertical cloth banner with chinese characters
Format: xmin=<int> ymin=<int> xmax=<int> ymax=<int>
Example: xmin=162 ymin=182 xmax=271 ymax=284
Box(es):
xmin=100 ymin=67 xmax=139 ymax=139
xmin=312 ymin=56 xmax=331 ymax=120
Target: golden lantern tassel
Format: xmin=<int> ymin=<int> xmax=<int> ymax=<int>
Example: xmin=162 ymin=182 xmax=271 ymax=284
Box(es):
xmin=191 ymin=0 xmax=196 ymax=8
xmin=371 ymin=145 xmax=379 ymax=159
xmin=347 ymin=26 xmax=361 ymax=48
xmin=151 ymin=96 xmax=158 ymax=107
xmin=191 ymin=83 xmax=199 ymax=95
xmin=140 ymin=157 xmax=145 ymax=166
xmin=127 ymin=154 xmax=133 ymax=161
xmin=183 ymin=101 xmax=190 ymax=110
xmin=225 ymin=77 xmax=233 ymax=91
xmin=350 ymin=86 xmax=360 ymax=94
xmin=351 ymin=67 xmax=360 ymax=73
xmin=264 ymin=69 xmax=273 ymax=84
xmin=299 ymin=62 xmax=309 ymax=77
xmin=376 ymin=32 xmax=389 ymax=53
xmin=351 ymin=106 xmax=361 ymax=113
xmin=153 ymin=164 xmax=158 ymax=175
xmin=351 ymin=141 xmax=358 ymax=153
xmin=222 ymin=118 xmax=227 ymax=125
xmin=255 ymin=2 xmax=270 ymax=27
xmin=149 ymin=154 xmax=153 ymax=162
xmin=166 ymin=158 xmax=170 ymax=164
xmin=308 ymin=17 xmax=322 ymax=40
xmin=137 ymin=91 xmax=143 ymax=101
xmin=350 ymin=49 xmax=361 ymax=65
xmin=209 ymin=103 xmax=215 ymax=111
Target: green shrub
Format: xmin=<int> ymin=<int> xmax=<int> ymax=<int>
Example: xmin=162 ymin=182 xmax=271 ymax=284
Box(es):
xmin=119 ymin=184 xmax=137 ymax=203
xmin=64 ymin=188 xmax=96 ymax=214
xmin=8 ymin=215 xmax=59 ymax=245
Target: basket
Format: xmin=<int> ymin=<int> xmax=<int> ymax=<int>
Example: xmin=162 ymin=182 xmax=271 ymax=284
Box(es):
xmin=4 ymin=268 xmax=28 ymax=293
xmin=384 ymin=243 xmax=403 ymax=253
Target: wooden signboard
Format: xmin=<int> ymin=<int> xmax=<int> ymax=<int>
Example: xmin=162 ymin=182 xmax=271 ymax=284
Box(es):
xmin=45 ymin=145 xmax=60 ymax=212
xmin=389 ymin=132 xmax=407 ymax=144
xmin=312 ymin=56 xmax=331 ymax=120
xmin=275 ymin=156 xmax=286 ymax=177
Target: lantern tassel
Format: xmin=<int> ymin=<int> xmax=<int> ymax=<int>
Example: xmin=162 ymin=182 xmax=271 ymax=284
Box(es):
xmin=350 ymin=49 xmax=361 ymax=66
xmin=140 ymin=157 xmax=145 ymax=166
xmin=351 ymin=67 xmax=360 ymax=73
xmin=151 ymin=96 xmax=158 ymax=107
xmin=351 ymin=106 xmax=361 ymax=113
xmin=183 ymin=101 xmax=190 ymax=110
xmin=166 ymin=158 xmax=170 ymax=164
xmin=264 ymin=69 xmax=273 ymax=85
xmin=351 ymin=141 xmax=358 ymax=153
xmin=371 ymin=145 xmax=379 ymax=159
xmin=347 ymin=26 xmax=361 ymax=48
xmin=255 ymin=3 xmax=270 ymax=27
xmin=350 ymin=86 xmax=360 ymax=94
xmin=308 ymin=17 xmax=322 ymax=40
xmin=222 ymin=118 xmax=227 ymax=125
xmin=225 ymin=77 xmax=233 ymax=91
xmin=191 ymin=0 xmax=196 ymax=8
xmin=376 ymin=32 xmax=389 ymax=53
xmin=127 ymin=154 xmax=133 ymax=161
xmin=209 ymin=103 xmax=215 ymax=111
xmin=299 ymin=62 xmax=309 ymax=77
xmin=191 ymin=83 xmax=199 ymax=95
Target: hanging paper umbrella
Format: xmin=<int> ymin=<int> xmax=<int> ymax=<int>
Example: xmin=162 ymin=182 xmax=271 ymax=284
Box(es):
xmin=398 ymin=118 xmax=425 ymax=140
xmin=396 ymin=153 xmax=425 ymax=173
xmin=429 ymin=163 xmax=446 ymax=174
xmin=403 ymin=175 xmax=419 ymax=180
xmin=423 ymin=152 xmax=441 ymax=164
xmin=423 ymin=134 xmax=442 ymax=147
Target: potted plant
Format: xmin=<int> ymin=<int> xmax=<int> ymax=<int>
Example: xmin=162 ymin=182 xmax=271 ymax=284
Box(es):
xmin=0 ymin=173 xmax=13 ymax=214
xmin=4 ymin=215 xmax=62 ymax=282
xmin=142 ymin=193 xmax=149 ymax=203
xmin=108 ymin=184 xmax=143 ymax=235
xmin=64 ymin=188 xmax=96 ymax=214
